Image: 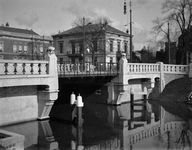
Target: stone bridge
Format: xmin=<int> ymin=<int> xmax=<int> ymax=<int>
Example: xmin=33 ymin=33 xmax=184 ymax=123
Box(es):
xmin=0 ymin=47 xmax=59 ymax=126
xmin=1 ymin=52 xmax=192 ymax=125
xmin=108 ymin=56 xmax=191 ymax=105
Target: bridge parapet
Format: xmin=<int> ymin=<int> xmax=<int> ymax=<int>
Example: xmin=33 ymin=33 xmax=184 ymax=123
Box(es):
xmin=0 ymin=60 xmax=48 ymax=75
xmin=163 ymin=64 xmax=189 ymax=74
xmin=127 ymin=63 xmax=160 ymax=74
xmin=121 ymin=62 xmax=189 ymax=75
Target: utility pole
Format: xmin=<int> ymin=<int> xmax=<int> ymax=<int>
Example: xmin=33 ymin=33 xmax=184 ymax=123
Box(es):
xmin=83 ymin=17 xmax=85 ymax=63
xmin=124 ymin=0 xmax=133 ymax=62
xmin=167 ymin=22 xmax=170 ymax=64
xmin=130 ymin=0 xmax=132 ymax=63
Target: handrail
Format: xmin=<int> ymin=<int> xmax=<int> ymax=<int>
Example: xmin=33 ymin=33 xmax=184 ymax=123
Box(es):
xmin=58 ymin=62 xmax=118 ymax=77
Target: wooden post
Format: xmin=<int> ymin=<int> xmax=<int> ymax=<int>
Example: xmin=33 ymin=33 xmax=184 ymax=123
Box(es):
xmin=130 ymin=87 xmax=134 ymax=120
xmin=77 ymin=94 xmax=84 ymax=127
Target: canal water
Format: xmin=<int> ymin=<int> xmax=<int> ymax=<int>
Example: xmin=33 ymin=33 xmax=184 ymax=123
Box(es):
xmin=1 ymin=83 xmax=192 ymax=150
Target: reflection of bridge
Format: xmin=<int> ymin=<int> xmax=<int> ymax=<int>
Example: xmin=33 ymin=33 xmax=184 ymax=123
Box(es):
xmin=106 ymin=101 xmax=191 ymax=150
xmin=127 ymin=121 xmax=186 ymax=145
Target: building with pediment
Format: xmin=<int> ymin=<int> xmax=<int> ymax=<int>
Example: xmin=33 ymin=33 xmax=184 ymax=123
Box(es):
xmin=52 ymin=24 xmax=130 ymax=64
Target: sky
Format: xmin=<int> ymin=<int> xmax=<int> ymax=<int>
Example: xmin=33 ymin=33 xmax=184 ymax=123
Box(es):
xmin=0 ymin=0 xmax=164 ymax=50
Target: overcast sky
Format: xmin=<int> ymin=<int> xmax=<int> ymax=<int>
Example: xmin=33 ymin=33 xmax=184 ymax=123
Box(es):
xmin=0 ymin=0 xmax=164 ymax=50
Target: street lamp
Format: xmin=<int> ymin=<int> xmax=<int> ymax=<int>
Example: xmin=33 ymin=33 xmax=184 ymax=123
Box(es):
xmin=124 ymin=0 xmax=133 ymax=63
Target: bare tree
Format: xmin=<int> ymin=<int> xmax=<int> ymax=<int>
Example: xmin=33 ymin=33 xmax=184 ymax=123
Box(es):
xmin=152 ymin=0 xmax=192 ymax=64
xmin=72 ymin=16 xmax=112 ymax=64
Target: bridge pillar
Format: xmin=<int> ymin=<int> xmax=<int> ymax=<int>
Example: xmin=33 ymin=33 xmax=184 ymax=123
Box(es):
xmin=107 ymin=54 xmax=130 ymax=105
xmin=38 ymin=46 xmax=59 ymax=120
xmin=158 ymin=62 xmax=165 ymax=92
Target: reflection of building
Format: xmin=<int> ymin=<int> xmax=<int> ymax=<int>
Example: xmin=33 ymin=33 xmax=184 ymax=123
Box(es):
xmin=52 ymin=24 xmax=129 ymax=64
xmin=0 ymin=26 xmax=53 ymax=60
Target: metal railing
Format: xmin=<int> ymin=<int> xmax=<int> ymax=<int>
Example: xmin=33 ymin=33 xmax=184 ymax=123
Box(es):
xmin=57 ymin=62 xmax=118 ymax=77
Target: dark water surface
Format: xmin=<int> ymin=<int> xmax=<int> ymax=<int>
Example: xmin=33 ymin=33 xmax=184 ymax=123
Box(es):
xmin=2 ymin=84 xmax=192 ymax=150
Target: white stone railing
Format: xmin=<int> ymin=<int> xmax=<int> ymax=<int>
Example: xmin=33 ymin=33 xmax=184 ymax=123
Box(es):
xmin=127 ymin=63 xmax=160 ymax=73
xmin=119 ymin=59 xmax=190 ymax=75
xmin=0 ymin=60 xmax=48 ymax=75
xmin=163 ymin=64 xmax=189 ymax=74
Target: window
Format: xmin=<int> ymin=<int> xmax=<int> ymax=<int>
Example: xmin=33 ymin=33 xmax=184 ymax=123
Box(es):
xmin=71 ymin=58 xmax=75 ymax=64
xmin=94 ymin=57 xmax=97 ymax=65
xmin=117 ymin=41 xmax=120 ymax=52
xmin=124 ymin=42 xmax=127 ymax=53
xmin=110 ymin=41 xmax=113 ymax=52
xmin=18 ymin=43 xmax=22 ymax=53
xmin=110 ymin=57 xmax=113 ymax=63
xmin=60 ymin=58 xmax=63 ymax=64
xmin=40 ymin=45 xmax=43 ymax=55
xmin=0 ymin=55 xmax=3 ymax=59
xmin=13 ymin=56 xmax=18 ymax=60
xmin=13 ymin=43 xmax=17 ymax=53
xmin=59 ymin=42 xmax=63 ymax=53
xmin=0 ymin=41 xmax=3 ymax=52
xmin=93 ymin=41 xmax=97 ymax=52
xmin=24 ymin=45 xmax=28 ymax=53
xmin=79 ymin=42 xmax=83 ymax=54
xmin=71 ymin=42 xmax=75 ymax=54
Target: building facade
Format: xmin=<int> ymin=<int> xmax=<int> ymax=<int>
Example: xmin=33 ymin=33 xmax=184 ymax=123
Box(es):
xmin=52 ymin=24 xmax=130 ymax=64
xmin=0 ymin=26 xmax=52 ymax=60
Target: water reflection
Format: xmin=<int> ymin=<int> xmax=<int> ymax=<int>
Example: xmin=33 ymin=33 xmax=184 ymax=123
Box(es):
xmin=2 ymin=100 xmax=192 ymax=149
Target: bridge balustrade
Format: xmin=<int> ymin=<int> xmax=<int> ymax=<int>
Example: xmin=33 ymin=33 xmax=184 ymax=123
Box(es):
xmin=163 ymin=64 xmax=189 ymax=74
xmin=127 ymin=63 xmax=160 ymax=73
xmin=0 ymin=60 xmax=48 ymax=75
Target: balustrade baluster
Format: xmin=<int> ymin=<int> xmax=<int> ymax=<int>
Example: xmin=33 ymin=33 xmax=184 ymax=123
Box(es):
xmin=57 ymin=64 xmax=61 ymax=75
xmin=0 ymin=63 xmax=6 ymax=75
xmin=31 ymin=63 xmax=39 ymax=74
xmin=39 ymin=63 xmax=47 ymax=74
xmin=15 ymin=63 xmax=24 ymax=74
xmin=6 ymin=62 xmax=15 ymax=75
xmin=24 ymin=63 xmax=32 ymax=74
xmin=61 ymin=64 xmax=64 ymax=75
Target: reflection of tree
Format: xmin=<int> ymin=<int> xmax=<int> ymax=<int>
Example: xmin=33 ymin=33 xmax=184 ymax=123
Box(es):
xmin=176 ymin=124 xmax=191 ymax=150
xmin=0 ymin=145 xmax=6 ymax=150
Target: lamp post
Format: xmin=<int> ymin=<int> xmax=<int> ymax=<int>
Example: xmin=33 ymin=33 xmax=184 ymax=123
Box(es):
xmin=167 ymin=22 xmax=171 ymax=64
xmin=83 ymin=17 xmax=85 ymax=63
xmin=124 ymin=0 xmax=133 ymax=62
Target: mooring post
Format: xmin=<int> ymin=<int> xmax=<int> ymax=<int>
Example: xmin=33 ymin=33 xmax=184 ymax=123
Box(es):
xmin=143 ymin=87 xmax=147 ymax=108
xmin=77 ymin=94 xmax=84 ymax=127
xmin=130 ymin=87 xmax=134 ymax=120
xmin=70 ymin=92 xmax=77 ymax=123
xmin=77 ymin=127 xmax=84 ymax=150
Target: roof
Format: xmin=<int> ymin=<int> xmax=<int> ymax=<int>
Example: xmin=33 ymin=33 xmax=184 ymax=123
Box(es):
xmin=0 ymin=26 xmax=39 ymax=35
xmin=53 ymin=24 xmax=129 ymax=37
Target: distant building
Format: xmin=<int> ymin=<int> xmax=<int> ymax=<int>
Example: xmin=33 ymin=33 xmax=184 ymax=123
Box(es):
xmin=0 ymin=26 xmax=53 ymax=60
xmin=52 ymin=24 xmax=130 ymax=64
xmin=156 ymin=42 xmax=177 ymax=64
xmin=165 ymin=42 xmax=177 ymax=64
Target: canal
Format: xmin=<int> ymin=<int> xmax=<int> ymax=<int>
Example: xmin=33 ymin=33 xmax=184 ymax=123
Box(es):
xmin=1 ymin=82 xmax=192 ymax=150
